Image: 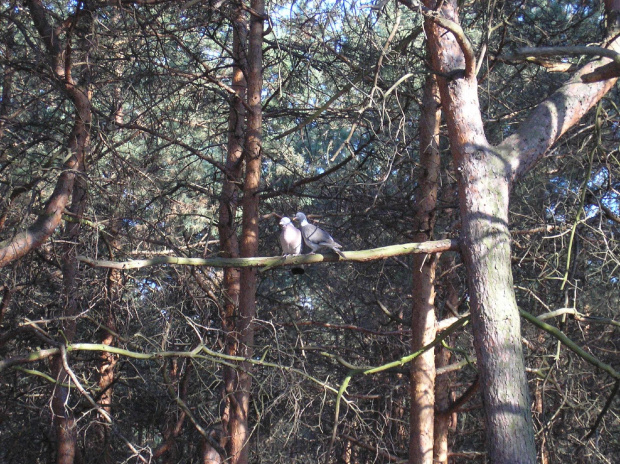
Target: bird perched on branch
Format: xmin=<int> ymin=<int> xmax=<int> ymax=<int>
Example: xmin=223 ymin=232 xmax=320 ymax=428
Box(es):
xmin=294 ymin=212 xmax=344 ymax=257
xmin=279 ymin=217 xmax=302 ymax=256
xmin=279 ymin=216 xmax=304 ymax=275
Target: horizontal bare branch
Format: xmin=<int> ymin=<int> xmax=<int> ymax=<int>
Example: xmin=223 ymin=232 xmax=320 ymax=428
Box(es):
xmin=513 ymin=46 xmax=620 ymax=61
xmin=77 ymin=239 xmax=459 ymax=270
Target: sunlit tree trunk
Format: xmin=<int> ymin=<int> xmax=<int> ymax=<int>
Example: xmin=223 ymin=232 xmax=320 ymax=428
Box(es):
xmin=216 ymin=2 xmax=246 ymax=460
xmin=418 ymin=0 xmax=620 ymax=462
xmin=228 ymin=1 xmax=265 ymax=462
xmin=215 ymin=1 xmax=265 ymax=463
xmin=433 ymin=269 xmax=459 ymax=463
xmin=409 ymin=73 xmax=441 ymax=464
xmin=421 ymin=1 xmax=536 ymax=461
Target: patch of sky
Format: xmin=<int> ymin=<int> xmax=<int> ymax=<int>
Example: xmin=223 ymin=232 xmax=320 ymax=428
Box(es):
xmin=299 ymin=294 xmax=313 ymax=314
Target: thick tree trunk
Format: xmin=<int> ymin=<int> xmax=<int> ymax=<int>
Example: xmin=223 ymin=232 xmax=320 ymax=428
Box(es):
xmin=458 ymin=160 xmax=535 ymax=462
xmin=215 ymin=3 xmax=264 ymax=463
xmin=419 ymin=1 xmax=620 ymax=462
xmin=409 ymin=74 xmax=441 ymax=464
xmin=422 ymin=1 xmax=536 ymax=462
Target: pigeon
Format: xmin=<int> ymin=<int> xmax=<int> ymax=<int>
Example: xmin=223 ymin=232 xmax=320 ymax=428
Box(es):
xmin=279 ymin=217 xmax=305 ymax=275
xmin=279 ymin=217 xmax=302 ymax=256
xmin=294 ymin=212 xmax=344 ymax=257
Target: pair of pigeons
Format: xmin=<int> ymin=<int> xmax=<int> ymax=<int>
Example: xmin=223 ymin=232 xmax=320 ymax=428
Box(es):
xmin=279 ymin=212 xmax=344 ymax=258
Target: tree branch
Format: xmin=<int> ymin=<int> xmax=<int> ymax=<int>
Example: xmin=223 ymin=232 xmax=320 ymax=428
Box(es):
xmin=513 ymin=46 xmax=620 ymax=61
xmin=519 ymin=309 xmax=620 ymax=380
xmin=500 ymin=36 xmax=620 ymax=182
xmin=77 ymin=239 xmax=459 ymax=270
xmin=400 ymin=0 xmax=476 ymax=78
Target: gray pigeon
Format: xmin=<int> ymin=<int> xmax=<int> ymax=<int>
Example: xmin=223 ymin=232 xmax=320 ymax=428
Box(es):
xmin=294 ymin=212 xmax=344 ymax=257
xmin=279 ymin=217 xmax=302 ymax=256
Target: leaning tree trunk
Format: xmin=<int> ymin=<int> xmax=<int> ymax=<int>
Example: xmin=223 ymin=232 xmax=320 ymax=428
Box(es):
xmin=409 ymin=73 xmax=441 ymax=464
xmin=0 ymin=0 xmax=89 ymax=268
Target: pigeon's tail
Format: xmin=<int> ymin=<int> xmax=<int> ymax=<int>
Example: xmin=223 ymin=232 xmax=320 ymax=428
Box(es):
xmin=331 ymin=246 xmax=345 ymax=258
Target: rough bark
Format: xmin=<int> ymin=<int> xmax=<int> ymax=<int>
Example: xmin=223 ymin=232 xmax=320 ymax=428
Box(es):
xmin=422 ymin=1 xmax=533 ymax=461
xmin=409 ymin=74 xmax=441 ymax=464
xmin=215 ymin=3 xmax=249 ymax=463
xmin=227 ymin=1 xmax=264 ymax=461
xmin=421 ymin=0 xmax=620 ymax=462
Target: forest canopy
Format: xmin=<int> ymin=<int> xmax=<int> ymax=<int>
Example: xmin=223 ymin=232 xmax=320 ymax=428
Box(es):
xmin=0 ymin=1 xmax=619 ymax=463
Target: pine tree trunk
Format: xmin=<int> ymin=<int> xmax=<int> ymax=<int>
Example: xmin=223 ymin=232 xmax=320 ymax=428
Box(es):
xmin=53 ymin=119 xmax=89 ymax=464
xmin=216 ymin=3 xmax=247 ymax=462
xmin=433 ymin=269 xmax=459 ymax=463
xmin=458 ymin=156 xmax=535 ymax=462
xmin=409 ymin=74 xmax=441 ymax=464
xmin=422 ymin=1 xmax=537 ymax=461
xmin=229 ymin=1 xmax=264 ymax=461
xmin=216 ymin=2 xmax=264 ymax=462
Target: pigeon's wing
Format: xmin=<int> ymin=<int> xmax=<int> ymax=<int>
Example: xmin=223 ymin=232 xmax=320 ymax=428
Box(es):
xmin=302 ymin=223 xmax=334 ymax=245
xmin=324 ymin=238 xmax=342 ymax=248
